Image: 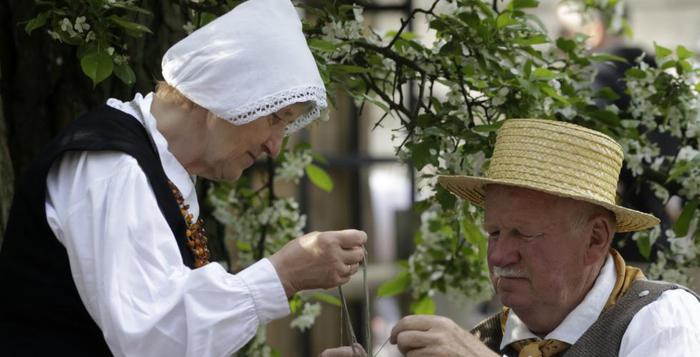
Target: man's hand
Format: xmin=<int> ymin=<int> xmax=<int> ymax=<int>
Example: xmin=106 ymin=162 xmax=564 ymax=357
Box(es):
xmin=390 ymin=315 xmax=498 ymax=357
xmin=269 ymin=230 xmax=367 ymax=297
xmin=319 ymin=344 xmax=367 ymax=357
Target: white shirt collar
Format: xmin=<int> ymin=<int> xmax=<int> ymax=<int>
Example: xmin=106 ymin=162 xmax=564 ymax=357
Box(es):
xmin=106 ymin=93 xmax=199 ymax=219
xmin=500 ymin=254 xmax=616 ymax=349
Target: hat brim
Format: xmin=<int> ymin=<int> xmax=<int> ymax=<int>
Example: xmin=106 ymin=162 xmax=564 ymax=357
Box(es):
xmin=438 ymin=175 xmax=660 ymax=233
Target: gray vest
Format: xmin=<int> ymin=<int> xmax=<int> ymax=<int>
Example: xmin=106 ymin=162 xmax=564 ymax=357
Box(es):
xmin=471 ymin=280 xmax=700 ymax=356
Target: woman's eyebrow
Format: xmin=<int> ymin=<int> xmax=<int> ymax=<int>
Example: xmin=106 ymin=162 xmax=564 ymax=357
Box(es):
xmin=273 ymin=111 xmax=295 ymax=125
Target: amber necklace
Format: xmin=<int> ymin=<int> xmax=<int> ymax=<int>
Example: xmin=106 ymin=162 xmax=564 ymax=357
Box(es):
xmin=168 ymin=180 xmax=210 ymax=268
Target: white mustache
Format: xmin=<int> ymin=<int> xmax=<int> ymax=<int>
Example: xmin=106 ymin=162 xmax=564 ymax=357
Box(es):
xmin=493 ymin=266 xmax=528 ymax=279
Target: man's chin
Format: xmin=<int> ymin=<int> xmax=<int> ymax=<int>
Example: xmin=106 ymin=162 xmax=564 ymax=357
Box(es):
xmin=495 ymin=278 xmax=530 ymax=304
xmin=498 ymin=293 xmax=531 ymax=310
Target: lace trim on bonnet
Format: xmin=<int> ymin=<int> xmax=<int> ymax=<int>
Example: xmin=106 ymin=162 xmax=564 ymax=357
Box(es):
xmin=220 ymin=85 xmax=327 ymax=133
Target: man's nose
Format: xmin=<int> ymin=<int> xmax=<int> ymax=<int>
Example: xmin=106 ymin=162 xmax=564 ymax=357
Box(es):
xmin=487 ymin=234 xmax=521 ymax=268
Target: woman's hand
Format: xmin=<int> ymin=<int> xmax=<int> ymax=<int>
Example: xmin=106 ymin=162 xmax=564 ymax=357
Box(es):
xmin=269 ymin=230 xmax=367 ymax=296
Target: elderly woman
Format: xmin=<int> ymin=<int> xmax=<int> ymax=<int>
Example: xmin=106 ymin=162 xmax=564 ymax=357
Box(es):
xmin=0 ymin=0 xmax=366 ymax=356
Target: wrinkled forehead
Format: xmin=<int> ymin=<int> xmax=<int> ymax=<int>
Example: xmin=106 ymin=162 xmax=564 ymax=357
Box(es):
xmin=483 ymin=184 xmax=580 ymax=224
xmin=484 ymin=184 xmax=562 ymax=205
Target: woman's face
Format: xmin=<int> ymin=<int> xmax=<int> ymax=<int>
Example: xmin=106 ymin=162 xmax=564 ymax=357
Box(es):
xmin=190 ymin=102 xmax=309 ymax=182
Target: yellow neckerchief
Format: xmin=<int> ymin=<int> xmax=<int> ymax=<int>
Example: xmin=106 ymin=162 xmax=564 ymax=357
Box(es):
xmin=500 ymin=249 xmax=645 ymax=357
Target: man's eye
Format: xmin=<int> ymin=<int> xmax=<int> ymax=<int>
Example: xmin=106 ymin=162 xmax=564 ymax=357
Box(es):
xmin=520 ymin=232 xmax=544 ymax=241
xmin=488 ymin=231 xmax=499 ymax=239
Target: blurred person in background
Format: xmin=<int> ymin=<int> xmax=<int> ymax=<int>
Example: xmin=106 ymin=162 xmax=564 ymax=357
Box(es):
xmin=557 ymin=3 xmax=680 ymax=262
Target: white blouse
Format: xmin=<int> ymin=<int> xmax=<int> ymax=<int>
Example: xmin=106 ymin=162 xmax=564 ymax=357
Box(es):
xmin=45 ymin=93 xmax=289 ymax=357
xmin=501 ymin=254 xmax=700 ymax=356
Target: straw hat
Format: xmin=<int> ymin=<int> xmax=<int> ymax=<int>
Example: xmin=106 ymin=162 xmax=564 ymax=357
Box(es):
xmin=438 ymin=119 xmax=659 ymax=232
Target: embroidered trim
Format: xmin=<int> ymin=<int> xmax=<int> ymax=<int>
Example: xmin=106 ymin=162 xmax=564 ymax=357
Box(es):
xmin=220 ymin=85 xmax=327 ymax=132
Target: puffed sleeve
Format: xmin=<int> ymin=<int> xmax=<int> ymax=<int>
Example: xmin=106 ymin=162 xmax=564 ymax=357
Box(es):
xmin=45 ymin=151 xmax=290 ymax=357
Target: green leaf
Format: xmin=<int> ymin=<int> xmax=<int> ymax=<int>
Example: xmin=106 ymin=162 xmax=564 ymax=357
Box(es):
xmin=496 ymin=11 xmax=517 ymax=29
xmin=472 ymin=121 xmax=503 ymax=132
xmin=660 ymin=60 xmax=677 ymax=70
xmin=305 ymin=164 xmax=333 ymax=192
xmin=24 ymin=12 xmax=47 ymax=35
xmin=677 ymin=60 xmax=693 ymax=74
xmin=523 ymin=59 xmax=533 ymax=77
xmin=80 ymin=52 xmax=114 ymax=86
xmin=311 ymin=292 xmax=341 ymax=307
xmin=694 ymin=82 xmax=700 ymax=93
xmin=667 ymin=160 xmax=692 ymax=182
xmin=328 ymin=64 xmax=369 ymax=74
xmin=622 ymin=19 xmax=634 ymax=38
xmin=237 ymin=241 xmax=252 ymax=251
xmin=533 ymin=67 xmax=556 ymax=80
xmin=654 ymin=42 xmax=672 ymax=59
xmin=311 ymin=151 xmax=328 ymax=165
xmin=385 ymin=30 xmax=417 ymax=41
xmin=362 ymin=94 xmax=390 ymax=112
xmin=590 ymin=109 xmax=620 ymax=126
xmin=677 ymin=45 xmax=694 ymax=60
xmin=410 ymin=296 xmax=435 ymax=314
xmin=308 ymin=38 xmax=337 ymax=52
xmin=673 ymin=200 xmax=699 ymax=237
xmin=198 ymin=12 xmax=218 ymax=27
xmin=435 ymin=185 xmax=456 ymax=210
xmin=625 ymin=67 xmax=646 ymax=79
xmin=590 ymin=53 xmax=628 ymax=63
xmin=109 ymin=15 xmax=153 ymax=35
xmin=408 ymin=139 xmax=435 ymax=170
xmin=509 ymin=0 xmax=539 ymax=9
xmin=596 ymin=87 xmax=621 ymax=101
xmin=635 ymin=233 xmax=652 ymax=260
xmin=289 ymin=295 xmax=304 ymax=314
xmin=513 ymin=35 xmax=548 ymax=46
xmin=556 ymin=37 xmax=576 ymax=53
xmin=114 ymin=63 xmax=136 ymax=86
xmin=540 ymin=85 xmax=568 ymax=104
xmin=110 ymin=3 xmax=153 ymax=15
xmin=377 ymin=271 xmax=410 ymax=297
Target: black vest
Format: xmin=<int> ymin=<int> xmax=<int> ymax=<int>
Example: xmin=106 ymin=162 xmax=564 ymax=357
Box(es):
xmin=0 ymin=105 xmax=195 ymax=356
xmin=471 ymin=280 xmax=700 ymax=356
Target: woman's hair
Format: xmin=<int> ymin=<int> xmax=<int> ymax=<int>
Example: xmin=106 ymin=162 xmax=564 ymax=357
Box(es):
xmin=155 ymin=81 xmax=200 ymax=111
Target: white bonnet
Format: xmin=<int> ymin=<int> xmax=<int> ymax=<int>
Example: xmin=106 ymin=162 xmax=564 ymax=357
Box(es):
xmin=161 ymin=0 xmax=327 ymax=132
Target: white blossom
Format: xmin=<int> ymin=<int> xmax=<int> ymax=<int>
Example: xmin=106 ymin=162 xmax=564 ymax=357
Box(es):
xmin=183 ymin=21 xmax=196 ymax=35
xmin=276 ymin=150 xmax=313 ymax=183
xmin=74 ymin=16 xmax=90 ymax=34
xmin=352 ymin=5 xmax=364 ymax=23
xmin=60 ymin=18 xmax=78 ymax=37
xmin=85 ymin=31 xmax=96 ymax=42
xmin=290 ymin=302 xmax=321 ymax=331
xmin=47 ymin=30 xmax=61 ymax=41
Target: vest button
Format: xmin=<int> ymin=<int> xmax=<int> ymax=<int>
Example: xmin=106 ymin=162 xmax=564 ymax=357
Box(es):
xmin=638 ymin=290 xmax=650 ymax=297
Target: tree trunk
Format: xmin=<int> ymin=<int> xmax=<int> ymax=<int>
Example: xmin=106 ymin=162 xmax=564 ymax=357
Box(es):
xmin=0 ymin=0 xmax=191 ymax=246
xmin=0 ymin=65 xmax=12 ymax=247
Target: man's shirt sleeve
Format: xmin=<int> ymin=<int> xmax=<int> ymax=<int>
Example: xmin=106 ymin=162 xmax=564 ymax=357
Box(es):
xmin=620 ymin=288 xmax=700 ymax=356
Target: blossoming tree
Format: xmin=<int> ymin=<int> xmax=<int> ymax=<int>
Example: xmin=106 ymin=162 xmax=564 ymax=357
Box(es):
xmin=3 ymin=0 xmax=699 ymax=355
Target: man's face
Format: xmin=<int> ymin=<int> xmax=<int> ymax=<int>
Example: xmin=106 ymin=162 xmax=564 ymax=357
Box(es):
xmin=195 ymin=102 xmax=308 ymax=181
xmin=484 ymin=185 xmax=591 ymax=318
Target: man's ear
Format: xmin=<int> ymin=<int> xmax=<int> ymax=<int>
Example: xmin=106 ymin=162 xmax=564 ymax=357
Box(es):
xmin=584 ymin=214 xmax=614 ymax=266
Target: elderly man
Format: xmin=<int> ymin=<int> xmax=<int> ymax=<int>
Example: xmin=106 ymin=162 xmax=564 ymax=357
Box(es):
xmin=0 ymin=0 xmax=366 ymax=356
xmin=387 ymin=119 xmax=700 ymax=356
